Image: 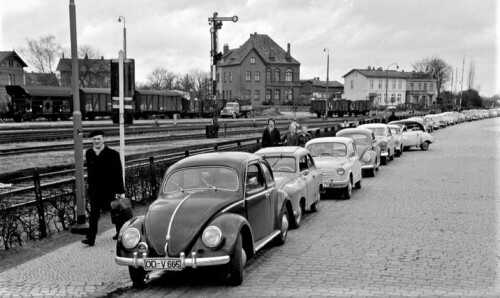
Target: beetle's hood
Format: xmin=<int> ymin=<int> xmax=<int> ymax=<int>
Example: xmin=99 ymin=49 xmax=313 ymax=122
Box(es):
xmin=313 ymin=156 xmax=350 ymax=170
xmin=144 ymin=191 xmax=235 ymax=256
xmin=355 ymin=144 xmax=370 ymax=157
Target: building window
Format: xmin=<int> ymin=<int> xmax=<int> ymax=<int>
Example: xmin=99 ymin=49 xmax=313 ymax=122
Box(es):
xmin=254 ymin=90 xmax=260 ymax=101
xmin=245 ymin=90 xmax=251 ymax=100
xmin=274 ymin=69 xmax=280 ymax=82
xmin=410 ymin=82 xmax=414 ymax=89
xmin=266 ymin=90 xmax=271 ymax=101
xmin=398 ymin=80 xmax=402 ymax=89
xmin=274 ymin=90 xmax=280 ymax=101
xmin=377 ymin=93 xmax=382 ymax=103
xmin=285 ymin=89 xmax=292 ymax=101
xmin=266 ymin=69 xmax=271 ymax=82
xmin=255 ymin=71 xmax=260 ymax=82
xmin=378 ymin=80 xmax=382 ymax=89
xmin=285 ymin=69 xmax=293 ymax=82
xmin=245 ymin=71 xmax=251 ymax=82
xmin=216 ymin=73 xmax=219 ymax=82
xmin=430 ymin=83 xmax=433 ymax=91
xmin=397 ymin=93 xmax=401 ymax=102
xmin=391 ymin=93 xmax=395 ymax=103
xmin=370 ymin=80 xmax=374 ymax=89
xmin=418 ymin=82 xmax=422 ymax=90
xmin=224 ymin=73 xmax=227 ymax=83
xmin=392 ymin=80 xmax=396 ymax=89
xmin=229 ymin=72 xmax=233 ymax=82
xmin=350 ymin=80 xmax=354 ymax=89
xmin=8 ymin=74 xmax=12 ymax=85
xmin=250 ymin=57 xmax=256 ymax=64
xmin=424 ymin=83 xmax=427 ymax=90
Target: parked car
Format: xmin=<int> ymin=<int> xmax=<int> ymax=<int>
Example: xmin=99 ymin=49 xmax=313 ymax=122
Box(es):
xmin=357 ymin=123 xmax=396 ymax=165
xmin=255 ymin=146 xmax=322 ymax=228
xmin=408 ymin=116 xmax=432 ymax=133
xmin=336 ymin=128 xmax=381 ymax=177
xmin=425 ymin=114 xmax=440 ymax=130
xmin=115 ymin=152 xmax=292 ymax=286
xmin=305 ymin=137 xmax=362 ymax=200
xmin=389 ymin=120 xmax=434 ymax=151
xmin=387 ymin=124 xmax=404 ymax=157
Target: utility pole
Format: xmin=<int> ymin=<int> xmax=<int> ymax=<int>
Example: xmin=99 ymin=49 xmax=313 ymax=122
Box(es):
xmin=324 ymin=48 xmax=329 ymax=101
xmin=69 ymin=0 xmax=88 ymax=234
xmin=460 ymin=56 xmax=465 ymax=109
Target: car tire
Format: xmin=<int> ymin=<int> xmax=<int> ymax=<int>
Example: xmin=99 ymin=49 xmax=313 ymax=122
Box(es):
xmin=342 ymin=179 xmax=352 ymax=200
xmin=275 ymin=208 xmax=289 ymax=246
xmin=310 ymin=197 xmax=319 ymax=212
xmin=370 ymin=167 xmax=377 ymax=177
xmin=292 ymin=200 xmax=304 ymax=229
xmin=399 ymin=145 xmax=403 ymax=156
xmin=227 ymin=233 xmax=244 ymax=286
xmin=389 ymin=149 xmax=394 ymax=161
xmin=420 ymin=141 xmax=430 ymax=151
xmin=381 ymin=156 xmax=388 ymax=165
xmin=129 ymin=266 xmax=147 ymax=288
xmin=354 ymin=178 xmax=362 ymax=189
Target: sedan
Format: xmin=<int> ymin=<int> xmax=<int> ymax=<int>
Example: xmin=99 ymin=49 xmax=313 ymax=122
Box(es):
xmin=305 ymin=137 xmax=362 ymax=200
xmin=357 ymin=123 xmax=396 ymax=165
xmin=115 ymin=152 xmax=292 ymax=286
xmin=255 ymin=146 xmax=323 ymax=228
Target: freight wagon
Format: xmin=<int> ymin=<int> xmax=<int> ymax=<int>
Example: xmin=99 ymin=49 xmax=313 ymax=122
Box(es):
xmin=310 ymin=98 xmax=372 ymax=118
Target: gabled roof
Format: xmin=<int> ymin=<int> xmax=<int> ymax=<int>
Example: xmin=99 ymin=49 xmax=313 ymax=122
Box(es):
xmin=56 ymin=58 xmax=111 ymax=72
xmin=220 ymin=33 xmax=299 ymax=66
xmin=301 ymin=79 xmax=344 ymax=88
xmin=342 ymin=68 xmax=432 ymax=80
xmin=0 ymin=51 xmax=28 ymax=67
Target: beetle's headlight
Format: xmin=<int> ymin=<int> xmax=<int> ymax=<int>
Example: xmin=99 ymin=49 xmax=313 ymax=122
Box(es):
xmin=380 ymin=141 xmax=387 ymax=147
xmin=337 ymin=168 xmax=345 ymax=175
xmin=362 ymin=154 xmax=371 ymax=163
xmin=395 ymin=140 xmax=400 ymax=145
xmin=202 ymin=226 xmax=222 ymax=249
xmin=122 ymin=228 xmax=140 ymax=250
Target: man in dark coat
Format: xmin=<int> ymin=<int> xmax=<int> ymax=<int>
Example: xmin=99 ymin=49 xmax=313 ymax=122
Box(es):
xmin=281 ymin=122 xmax=303 ymax=146
xmin=388 ymin=112 xmax=397 ymax=122
xmin=82 ymin=130 xmax=125 ymax=246
xmin=262 ymin=118 xmax=281 ymax=148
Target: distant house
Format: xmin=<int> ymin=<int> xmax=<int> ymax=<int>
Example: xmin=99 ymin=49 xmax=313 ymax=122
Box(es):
xmin=342 ymin=66 xmax=437 ymax=108
xmin=216 ymin=33 xmax=301 ymax=107
xmin=56 ymin=55 xmax=111 ymax=88
xmin=0 ymin=51 xmax=28 ymax=110
xmin=300 ymin=78 xmax=344 ymax=103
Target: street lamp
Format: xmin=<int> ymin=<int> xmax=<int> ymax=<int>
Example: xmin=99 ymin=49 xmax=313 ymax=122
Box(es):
xmin=385 ymin=63 xmax=399 ymax=106
xmin=324 ymin=48 xmax=329 ymax=101
xmin=118 ymin=16 xmax=126 ymax=58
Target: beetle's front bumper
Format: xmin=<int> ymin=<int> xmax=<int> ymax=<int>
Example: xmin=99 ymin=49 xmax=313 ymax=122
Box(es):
xmin=115 ymin=251 xmax=230 ymax=270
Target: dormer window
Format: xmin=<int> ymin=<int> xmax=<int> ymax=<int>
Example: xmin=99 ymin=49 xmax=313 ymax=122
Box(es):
xmin=250 ymin=57 xmax=256 ymax=64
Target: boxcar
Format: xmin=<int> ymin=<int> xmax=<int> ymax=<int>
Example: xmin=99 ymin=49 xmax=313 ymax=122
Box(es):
xmin=133 ymin=89 xmax=184 ymax=119
xmin=79 ymin=88 xmax=112 ymax=120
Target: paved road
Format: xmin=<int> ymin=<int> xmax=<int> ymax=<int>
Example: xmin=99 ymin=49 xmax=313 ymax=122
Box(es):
xmin=114 ymin=118 xmax=500 ymax=297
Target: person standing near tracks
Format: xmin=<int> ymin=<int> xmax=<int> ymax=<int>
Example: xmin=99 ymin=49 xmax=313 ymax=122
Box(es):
xmin=82 ymin=130 xmax=125 ymax=246
xmin=298 ymin=124 xmax=312 ymax=147
xmin=262 ymin=118 xmax=281 ymax=148
xmin=281 ymin=122 xmax=303 ymax=146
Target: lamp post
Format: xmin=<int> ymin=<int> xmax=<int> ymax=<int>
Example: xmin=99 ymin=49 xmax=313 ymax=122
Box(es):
xmin=324 ymin=48 xmax=329 ymax=101
xmin=385 ymin=63 xmax=399 ymax=106
xmin=118 ymin=16 xmax=126 ymax=58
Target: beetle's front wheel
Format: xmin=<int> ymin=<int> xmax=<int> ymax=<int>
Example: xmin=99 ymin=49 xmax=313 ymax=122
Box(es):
xmin=421 ymin=141 xmax=430 ymax=151
xmin=129 ymin=266 xmax=147 ymax=288
xmin=275 ymin=208 xmax=289 ymax=246
xmin=227 ymin=233 xmax=245 ymax=286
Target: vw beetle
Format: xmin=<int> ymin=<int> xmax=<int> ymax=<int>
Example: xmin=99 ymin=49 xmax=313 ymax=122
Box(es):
xmin=115 ymin=152 xmax=292 ymax=286
xmin=336 ymin=128 xmax=381 ymax=177
xmin=357 ymin=123 xmax=396 ymax=165
xmin=255 ymin=146 xmax=323 ymax=228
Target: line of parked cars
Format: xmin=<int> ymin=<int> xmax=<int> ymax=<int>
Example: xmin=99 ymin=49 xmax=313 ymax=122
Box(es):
xmin=113 ymin=109 xmax=496 ymax=287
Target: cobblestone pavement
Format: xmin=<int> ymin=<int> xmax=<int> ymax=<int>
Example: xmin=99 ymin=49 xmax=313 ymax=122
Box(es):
xmin=0 ymin=118 xmax=498 ymax=297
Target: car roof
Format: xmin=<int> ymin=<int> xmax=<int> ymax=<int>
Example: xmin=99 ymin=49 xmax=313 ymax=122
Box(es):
xmin=336 ymin=127 xmax=373 ymax=136
xmin=358 ymin=123 xmax=388 ymax=128
xmin=169 ymin=151 xmax=260 ymax=172
xmin=255 ymin=146 xmax=307 ymax=156
xmin=305 ymin=136 xmax=353 ymax=146
xmin=389 ymin=120 xmax=425 ymax=129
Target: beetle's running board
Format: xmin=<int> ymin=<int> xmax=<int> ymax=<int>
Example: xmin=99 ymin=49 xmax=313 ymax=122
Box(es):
xmin=254 ymin=230 xmax=281 ymax=251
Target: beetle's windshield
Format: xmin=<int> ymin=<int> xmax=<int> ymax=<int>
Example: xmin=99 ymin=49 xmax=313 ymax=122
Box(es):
xmin=368 ymin=128 xmax=386 ymax=136
xmin=306 ymin=142 xmax=347 ymax=157
xmin=389 ymin=128 xmax=398 ymax=135
xmin=263 ymin=156 xmax=296 ymax=173
xmin=162 ymin=166 xmax=239 ymax=194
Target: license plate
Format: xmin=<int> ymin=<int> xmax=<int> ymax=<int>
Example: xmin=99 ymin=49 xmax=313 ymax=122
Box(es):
xmin=144 ymin=258 xmax=182 ymax=271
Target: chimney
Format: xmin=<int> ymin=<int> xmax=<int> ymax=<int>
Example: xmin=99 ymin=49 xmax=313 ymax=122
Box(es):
xmin=101 ymin=56 xmax=104 ymax=60
xmin=62 ymin=52 xmax=65 ymax=59
xmin=287 ymin=43 xmax=290 ymax=54
xmin=223 ymin=44 xmax=229 ymax=55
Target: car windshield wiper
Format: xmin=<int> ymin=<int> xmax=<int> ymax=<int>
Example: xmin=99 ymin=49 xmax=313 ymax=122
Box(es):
xmin=201 ymin=177 xmax=217 ymax=191
xmin=167 ymin=180 xmax=184 ymax=192
xmin=271 ymin=154 xmax=283 ymax=168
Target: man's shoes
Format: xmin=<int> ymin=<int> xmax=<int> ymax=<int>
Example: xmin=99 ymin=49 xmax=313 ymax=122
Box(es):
xmin=81 ymin=239 xmax=95 ymax=246
xmin=112 ymin=234 xmax=118 ymax=240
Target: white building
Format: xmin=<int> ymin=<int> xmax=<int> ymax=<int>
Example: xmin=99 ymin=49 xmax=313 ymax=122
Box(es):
xmin=342 ymin=67 xmax=437 ymax=108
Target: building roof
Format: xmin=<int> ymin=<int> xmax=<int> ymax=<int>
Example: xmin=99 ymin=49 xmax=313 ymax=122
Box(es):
xmin=56 ymin=57 xmax=111 ymax=72
xmin=0 ymin=51 xmax=28 ymax=68
xmin=220 ymin=33 xmax=299 ymax=66
xmin=301 ymin=79 xmax=344 ymax=88
xmin=342 ymin=68 xmax=433 ymax=80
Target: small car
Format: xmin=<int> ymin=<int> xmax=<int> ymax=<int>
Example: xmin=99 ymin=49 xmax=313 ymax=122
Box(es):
xmin=387 ymin=124 xmax=404 ymax=157
xmin=336 ymin=128 xmax=380 ymax=177
xmin=389 ymin=120 xmax=434 ymax=151
xmin=305 ymin=137 xmax=362 ymax=200
xmin=357 ymin=123 xmax=396 ymax=165
xmin=115 ymin=152 xmax=292 ymax=286
xmin=408 ymin=116 xmax=432 ymax=133
xmin=255 ymin=146 xmax=323 ymax=228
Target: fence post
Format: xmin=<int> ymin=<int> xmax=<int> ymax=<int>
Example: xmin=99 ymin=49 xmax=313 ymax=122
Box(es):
xmin=149 ymin=156 xmax=156 ymax=198
xmin=33 ymin=172 xmax=47 ymax=239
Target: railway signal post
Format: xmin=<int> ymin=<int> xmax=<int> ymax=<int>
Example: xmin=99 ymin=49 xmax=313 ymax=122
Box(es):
xmin=207 ymin=12 xmax=238 ymax=138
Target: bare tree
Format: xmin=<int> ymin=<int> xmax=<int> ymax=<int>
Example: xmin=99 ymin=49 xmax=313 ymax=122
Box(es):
xmin=145 ymin=67 xmax=178 ymax=90
xmin=189 ymin=69 xmax=210 ymax=100
xmin=22 ymin=35 xmax=62 ymax=73
xmin=412 ymin=56 xmax=451 ymax=100
xmin=467 ymin=59 xmax=475 ymax=90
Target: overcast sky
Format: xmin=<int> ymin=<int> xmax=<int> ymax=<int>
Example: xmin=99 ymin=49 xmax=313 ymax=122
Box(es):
xmin=1 ymin=0 xmax=498 ymax=96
